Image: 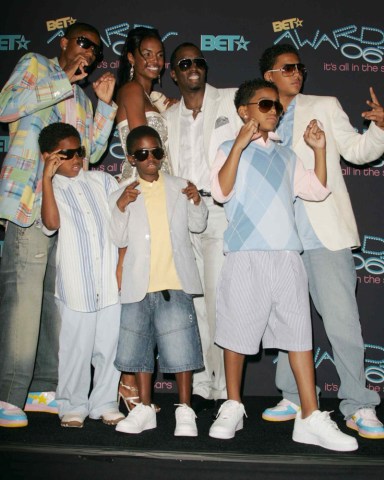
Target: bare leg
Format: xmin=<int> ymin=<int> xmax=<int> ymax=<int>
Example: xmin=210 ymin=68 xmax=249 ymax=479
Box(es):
xmin=175 ymin=371 xmax=192 ymax=405
xmin=288 ymin=350 xmax=318 ymax=418
xmin=118 ymin=372 xmax=139 ymax=410
xmin=224 ymin=349 xmax=245 ymax=402
xmin=136 ymin=372 xmax=152 ymax=406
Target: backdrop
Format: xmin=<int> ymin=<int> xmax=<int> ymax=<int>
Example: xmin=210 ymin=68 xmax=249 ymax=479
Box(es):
xmin=1 ymin=0 xmax=383 ymax=399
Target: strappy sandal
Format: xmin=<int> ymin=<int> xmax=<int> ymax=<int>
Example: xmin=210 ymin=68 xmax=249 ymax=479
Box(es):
xmin=117 ymin=382 xmax=161 ymax=413
xmin=118 ymin=382 xmax=140 ymax=412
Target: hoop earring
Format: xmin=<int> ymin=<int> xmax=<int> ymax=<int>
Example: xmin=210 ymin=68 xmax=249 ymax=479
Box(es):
xmin=129 ymin=64 xmax=134 ymax=81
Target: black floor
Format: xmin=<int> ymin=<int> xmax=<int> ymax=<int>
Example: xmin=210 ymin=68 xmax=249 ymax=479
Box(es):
xmin=1 ymin=395 xmax=383 ymax=480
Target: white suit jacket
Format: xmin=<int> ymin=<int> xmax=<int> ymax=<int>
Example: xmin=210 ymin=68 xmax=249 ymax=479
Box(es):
xmin=164 ymin=83 xmax=242 ymax=174
xmin=109 ymin=173 xmax=208 ymax=303
xmin=292 ymin=94 xmax=384 ymax=251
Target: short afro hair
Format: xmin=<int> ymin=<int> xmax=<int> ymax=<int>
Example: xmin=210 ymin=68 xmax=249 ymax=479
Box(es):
xmin=38 ymin=122 xmax=81 ymax=154
xmin=234 ymin=78 xmax=278 ymax=109
xmin=126 ymin=125 xmax=162 ymax=154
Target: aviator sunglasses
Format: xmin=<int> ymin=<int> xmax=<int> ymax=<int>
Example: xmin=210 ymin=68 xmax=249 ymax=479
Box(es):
xmin=129 ymin=147 xmax=165 ymax=162
xmin=177 ymin=57 xmax=207 ymax=72
xmin=267 ymin=63 xmax=307 ymax=77
xmin=58 ymin=146 xmax=86 ymax=160
xmin=67 ymin=36 xmax=103 ymax=60
xmin=247 ymin=99 xmax=284 ymax=116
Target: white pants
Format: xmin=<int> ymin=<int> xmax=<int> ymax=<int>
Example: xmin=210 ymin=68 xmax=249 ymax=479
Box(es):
xmin=56 ymin=301 xmax=121 ymax=419
xmin=191 ymin=198 xmax=227 ymax=400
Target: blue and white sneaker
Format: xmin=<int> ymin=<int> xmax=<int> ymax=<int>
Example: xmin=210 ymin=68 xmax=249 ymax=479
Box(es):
xmin=262 ymin=398 xmax=300 ymax=422
xmin=0 ymin=401 xmax=28 ymax=428
xmin=24 ymin=391 xmax=58 ymax=414
xmin=346 ymin=408 xmax=384 ymax=439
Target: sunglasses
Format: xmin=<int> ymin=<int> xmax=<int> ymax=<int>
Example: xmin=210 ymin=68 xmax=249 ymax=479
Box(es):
xmin=130 ymin=147 xmax=165 ymax=162
xmin=267 ymin=63 xmax=306 ymax=77
xmin=68 ymin=36 xmax=103 ymax=60
xmin=58 ymin=146 xmax=86 ymax=160
xmin=177 ymin=57 xmax=207 ymax=72
xmin=247 ymin=99 xmax=284 ymax=116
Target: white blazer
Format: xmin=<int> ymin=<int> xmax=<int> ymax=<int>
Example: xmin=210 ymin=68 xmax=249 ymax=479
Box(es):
xmin=292 ymin=94 xmax=384 ymax=251
xmin=164 ymin=83 xmax=242 ymax=174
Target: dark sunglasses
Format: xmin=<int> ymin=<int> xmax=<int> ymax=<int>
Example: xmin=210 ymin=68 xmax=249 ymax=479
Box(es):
xmin=267 ymin=63 xmax=306 ymax=77
xmin=58 ymin=146 xmax=86 ymax=160
xmin=130 ymin=147 xmax=165 ymax=162
xmin=247 ymin=99 xmax=284 ymax=116
xmin=68 ymin=36 xmax=103 ymax=60
xmin=177 ymin=57 xmax=207 ymax=72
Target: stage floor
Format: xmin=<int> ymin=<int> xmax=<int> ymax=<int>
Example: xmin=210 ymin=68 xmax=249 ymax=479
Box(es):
xmin=1 ymin=395 xmax=383 ymax=480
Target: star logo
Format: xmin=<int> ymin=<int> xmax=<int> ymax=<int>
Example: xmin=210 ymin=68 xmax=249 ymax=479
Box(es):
xmin=235 ymin=36 xmax=250 ymax=51
xmin=29 ymin=393 xmax=48 ymax=404
xmin=16 ymin=35 xmax=30 ymax=50
xmin=68 ymin=17 xmax=77 ymax=25
xmin=295 ymin=18 xmax=303 ymax=27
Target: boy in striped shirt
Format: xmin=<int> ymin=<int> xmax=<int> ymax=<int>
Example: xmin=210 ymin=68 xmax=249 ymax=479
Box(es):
xmin=40 ymin=122 xmax=124 ymax=429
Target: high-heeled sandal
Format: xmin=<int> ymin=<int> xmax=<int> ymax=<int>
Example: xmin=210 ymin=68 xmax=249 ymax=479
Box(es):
xmin=117 ymin=382 xmax=140 ymax=412
xmin=118 ymin=382 xmax=162 ymax=413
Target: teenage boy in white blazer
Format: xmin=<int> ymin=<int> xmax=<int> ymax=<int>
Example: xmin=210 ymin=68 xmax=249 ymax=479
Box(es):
xmin=259 ymin=43 xmax=384 ymax=440
xmin=164 ymin=43 xmax=242 ymax=412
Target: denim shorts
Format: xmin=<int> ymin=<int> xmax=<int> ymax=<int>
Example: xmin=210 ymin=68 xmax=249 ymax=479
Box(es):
xmin=114 ymin=290 xmax=204 ymax=374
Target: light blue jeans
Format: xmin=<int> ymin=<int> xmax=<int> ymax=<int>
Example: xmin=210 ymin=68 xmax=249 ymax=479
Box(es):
xmin=115 ymin=290 xmax=204 ymax=374
xmin=0 ymin=222 xmax=61 ymax=408
xmin=275 ymin=247 xmax=380 ymax=419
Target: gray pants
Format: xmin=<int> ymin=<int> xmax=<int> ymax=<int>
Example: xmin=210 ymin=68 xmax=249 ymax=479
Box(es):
xmin=0 ymin=222 xmax=61 ymax=408
xmin=275 ymin=247 xmax=380 ymax=419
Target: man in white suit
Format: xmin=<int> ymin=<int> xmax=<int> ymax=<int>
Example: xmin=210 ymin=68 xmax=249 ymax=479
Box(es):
xmin=259 ymin=43 xmax=384 ymax=439
xmin=164 ymin=43 xmax=242 ymax=411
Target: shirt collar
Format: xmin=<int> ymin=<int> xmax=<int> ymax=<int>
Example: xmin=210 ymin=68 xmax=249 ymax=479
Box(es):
xmin=53 ymin=167 xmax=85 ymax=188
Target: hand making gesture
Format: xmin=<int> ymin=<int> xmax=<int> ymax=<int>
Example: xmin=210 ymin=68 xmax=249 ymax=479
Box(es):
xmin=361 ymin=87 xmax=384 ymax=129
xmin=116 ymin=181 xmax=141 ymax=212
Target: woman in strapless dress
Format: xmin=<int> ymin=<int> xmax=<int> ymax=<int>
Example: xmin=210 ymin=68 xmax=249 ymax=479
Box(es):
xmin=115 ymin=26 xmax=173 ymax=183
xmin=114 ymin=26 xmax=176 ymax=413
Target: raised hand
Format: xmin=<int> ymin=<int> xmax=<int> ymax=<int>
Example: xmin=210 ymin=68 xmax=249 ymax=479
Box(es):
xmin=303 ymin=119 xmax=326 ymax=150
xmin=92 ymin=72 xmax=116 ymax=105
xmin=234 ymin=118 xmax=260 ymax=151
xmin=182 ymin=180 xmax=201 ymax=205
xmin=62 ymin=54 xmax=92 ymax=83
xmin=361 ymin=87 xmax=384 ymax=129
xmin=116 ymin=181 xmax=140 ymax=212
xmin=43 ymin=151 xmax=66 ymax=179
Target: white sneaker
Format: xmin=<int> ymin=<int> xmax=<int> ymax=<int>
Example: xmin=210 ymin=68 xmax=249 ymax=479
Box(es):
xmin=293 ymin=410 xmax=358 ymax=452
xmin=262 ymin=398 xmax=300 ymax=421
xmin=115 ymin=403 xmax=156 ymax=434
xmin=346 ymin=408 xmax=384 ymax=439
xmin=209 ymin=400 xmax=246 ymax=439
xmin=174 ymin=404 xmax=198 ymax=437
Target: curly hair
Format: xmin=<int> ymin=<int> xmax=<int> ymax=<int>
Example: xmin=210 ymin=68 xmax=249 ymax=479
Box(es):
xmin=259 ymin=44 xmax=300 ymax=76
xmin=38 ymin=122 xmax=80 ymax=154
xmin=234 ymin=79 xmax=278 ymax=109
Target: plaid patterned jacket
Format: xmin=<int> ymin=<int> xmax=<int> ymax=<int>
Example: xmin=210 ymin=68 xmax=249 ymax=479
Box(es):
xmin=0 ymin=52 xmax=117 ymax=227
